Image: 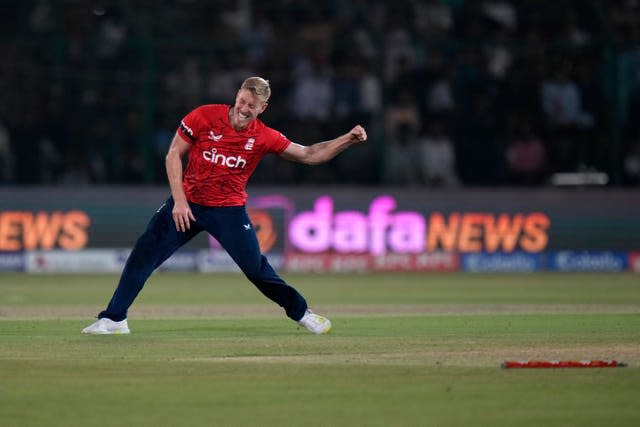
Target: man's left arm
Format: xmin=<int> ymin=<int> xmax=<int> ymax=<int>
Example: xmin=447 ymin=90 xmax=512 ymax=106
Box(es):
xmin=279 ymin=125 xmax=367 ymax=165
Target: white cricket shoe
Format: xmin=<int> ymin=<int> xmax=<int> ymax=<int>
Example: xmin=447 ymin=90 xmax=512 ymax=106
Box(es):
xmin=297 ymin=309 xmax=331 ymax=335
xmin=82 ymin=318 xmax=130 ymax=335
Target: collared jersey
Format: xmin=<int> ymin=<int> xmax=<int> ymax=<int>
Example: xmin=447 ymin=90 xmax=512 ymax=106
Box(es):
xmin=177 ymin=104 xmax=292 ymax=206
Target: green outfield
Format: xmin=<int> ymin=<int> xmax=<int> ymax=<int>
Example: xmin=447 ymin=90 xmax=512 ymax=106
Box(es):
xmin=1 ymin=272 xmax=639 ymax=426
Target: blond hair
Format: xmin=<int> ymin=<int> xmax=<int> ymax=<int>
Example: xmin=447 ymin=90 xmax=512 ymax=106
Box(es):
xmin=240 ymin=76 xmax=271 ymax=103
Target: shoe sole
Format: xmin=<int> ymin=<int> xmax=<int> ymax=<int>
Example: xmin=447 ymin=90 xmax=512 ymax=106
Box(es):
xmin=314 ymin=322 xmax=332 ymax=335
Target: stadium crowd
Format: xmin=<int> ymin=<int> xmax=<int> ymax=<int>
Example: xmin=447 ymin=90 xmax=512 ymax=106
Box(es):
xmin=1 ymin=0 xmax=639 ymax=187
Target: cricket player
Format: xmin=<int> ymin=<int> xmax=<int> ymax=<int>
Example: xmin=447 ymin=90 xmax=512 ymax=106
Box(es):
xmin=82 ymin=76 xmax=367 ymax=335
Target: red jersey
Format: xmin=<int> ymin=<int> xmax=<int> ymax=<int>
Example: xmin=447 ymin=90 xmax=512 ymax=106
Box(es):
xmin=176 ymin=104 xmax=292 ymax=206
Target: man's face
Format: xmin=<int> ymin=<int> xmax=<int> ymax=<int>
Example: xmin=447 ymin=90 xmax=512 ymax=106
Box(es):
xmin=231 ymin=89 xmax=267 ymax=130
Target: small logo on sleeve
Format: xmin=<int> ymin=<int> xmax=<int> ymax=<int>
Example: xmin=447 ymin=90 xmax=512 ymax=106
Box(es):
xmin=180 ymin=120 xmax=195 ymax=140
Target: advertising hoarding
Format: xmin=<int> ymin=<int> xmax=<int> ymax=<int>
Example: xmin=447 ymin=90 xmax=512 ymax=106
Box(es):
xmin=2 ymin=187 xmax=639 ymax=272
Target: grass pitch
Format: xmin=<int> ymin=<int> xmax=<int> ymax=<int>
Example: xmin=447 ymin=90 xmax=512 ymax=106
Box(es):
xmin=1 ymin=272 xmax=639 ymax=426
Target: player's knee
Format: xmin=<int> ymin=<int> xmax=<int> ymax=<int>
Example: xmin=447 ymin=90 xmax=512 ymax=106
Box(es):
xmin=241 ymin=265 xmax=262 ymax=281
xmin=239 ymin=257 xmax=268 ymax=281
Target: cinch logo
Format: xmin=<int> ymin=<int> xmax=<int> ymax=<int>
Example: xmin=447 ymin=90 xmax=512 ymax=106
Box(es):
xmin=289 ymin=196 xmax=550 ymax=255
xmin=203 ymin=148 xmax=247 ymax=168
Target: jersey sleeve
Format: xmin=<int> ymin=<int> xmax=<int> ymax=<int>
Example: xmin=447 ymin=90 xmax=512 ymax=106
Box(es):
xmin=263 ymin=127 xmax=293 ymax=154
xmin=177 ymin=106 xmax=206 ymax=143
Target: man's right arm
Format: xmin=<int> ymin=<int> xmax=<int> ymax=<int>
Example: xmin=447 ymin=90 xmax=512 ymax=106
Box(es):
xmin=279 ymin=125 xmax=367 ymax=165
xmin=165 ymin=132 xmax=195 ymax=232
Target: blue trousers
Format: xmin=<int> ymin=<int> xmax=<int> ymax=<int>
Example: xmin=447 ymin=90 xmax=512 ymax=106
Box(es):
xmin=98 ymin=197 xmax=308 ymax=322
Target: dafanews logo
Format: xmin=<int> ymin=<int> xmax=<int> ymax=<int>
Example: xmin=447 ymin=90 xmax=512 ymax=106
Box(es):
xmin=202 ymin=148 xmax=247 ymax=168
xmin=289 ymin=196 xmax=550 ymax=255
xmin=0 ymin=211 xmax=90 ymax=250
